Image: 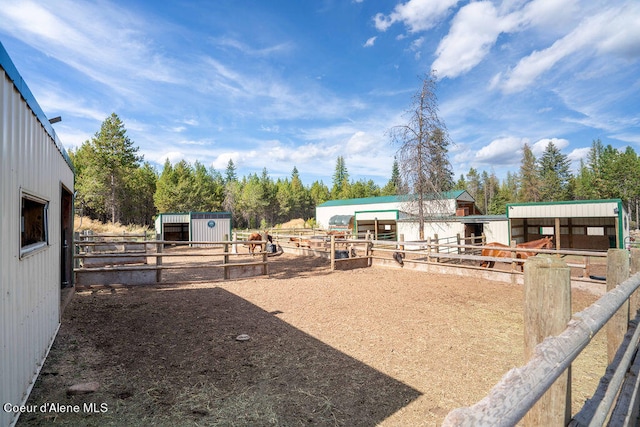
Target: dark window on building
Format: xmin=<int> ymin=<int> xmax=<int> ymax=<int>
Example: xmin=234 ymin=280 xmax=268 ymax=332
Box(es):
xmin=21 ymin=193 xmax=48 ymax=254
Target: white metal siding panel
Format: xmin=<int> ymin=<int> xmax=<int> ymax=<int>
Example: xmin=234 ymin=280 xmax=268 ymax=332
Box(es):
xmin=355 ymin=211 xmax=397 ymax=221
xmin=154 ymin=216 xmax=162 ymax=236
xmin=484 ymin=220 xmax=510 ymax=244
xmin=160 ymin=213 xmax=190 ymax=223
xmin=1 ymin=67 xmax=74 ymax=427
xmin=191 ymin=218 xmax=231 ymax=246
xmin=423 ymin=221 xmax=464 ymax=239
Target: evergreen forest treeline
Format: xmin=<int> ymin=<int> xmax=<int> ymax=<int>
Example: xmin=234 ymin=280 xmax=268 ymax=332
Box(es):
xmin=70 ymin=113 xmax=640 ymax=229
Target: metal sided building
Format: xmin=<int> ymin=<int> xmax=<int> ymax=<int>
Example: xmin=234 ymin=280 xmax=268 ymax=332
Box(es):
xmin=1 ymin=42 xmax=75 ymax=427
xmin=155 ymin=212 xmax=232 ymax=246
xmin=316 ymin=191 xmax=484 ymax=241
xmin=506 ymin=199 xmax=630 ymax=250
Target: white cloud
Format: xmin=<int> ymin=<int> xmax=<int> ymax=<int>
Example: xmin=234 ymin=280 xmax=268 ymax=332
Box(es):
xmin=0 ymin=0 xmax=181 ymax=96
xmin=374 ymin=0 xmax=459 ymax=33
xmin=612 ymin=134 xmax=640 ymax=145
xmin=211 ymin=152 xmax=242 ymax=170
xmin=364 ymin=36 xmax=377 ymax=47
xmin=499 ymin=4 xmax=640 ymax=92
xmin=567 ymin=147 xmax=590 ymax=162
xmin=210 ymin=36 xmax=293 ymax=57
xmin=433 ymin=1 xmax=518 ymax=78
xmin=531 ymin=138 xmax=569 ymax=155
xmin=474 ymin=137 xmax=526 ymax=164
xmin=153 ymin=151 xmax=188 ymax=165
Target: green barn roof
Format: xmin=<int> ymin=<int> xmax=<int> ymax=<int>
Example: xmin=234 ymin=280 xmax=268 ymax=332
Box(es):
xmin=317 ymin=190 xmax=468 ymax=207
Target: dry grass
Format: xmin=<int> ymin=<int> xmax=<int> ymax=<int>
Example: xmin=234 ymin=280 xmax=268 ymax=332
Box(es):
xmin=74 ymin=216 xmax=150 ymax=235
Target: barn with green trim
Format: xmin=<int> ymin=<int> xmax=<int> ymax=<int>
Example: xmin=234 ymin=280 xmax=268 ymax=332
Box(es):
xmin=315 ymin=191 xmax=500 ymax=241
xmin=506 ymin=199 xmax=630 ymax=250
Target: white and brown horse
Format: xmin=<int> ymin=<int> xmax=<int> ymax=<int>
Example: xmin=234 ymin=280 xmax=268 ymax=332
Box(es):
xmin=480 ymin=236 xmax=553 ymax=270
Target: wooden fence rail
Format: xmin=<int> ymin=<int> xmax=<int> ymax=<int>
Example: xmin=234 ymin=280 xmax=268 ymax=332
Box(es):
xmin=443 ymin=249 xmax=640 ymax=426
xmin=74 ymin=236 xmax=269 ymax=285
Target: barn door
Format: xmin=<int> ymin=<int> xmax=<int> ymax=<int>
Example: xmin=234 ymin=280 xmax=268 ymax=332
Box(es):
xmin=60 ymin=186 xmax=73 ymax=288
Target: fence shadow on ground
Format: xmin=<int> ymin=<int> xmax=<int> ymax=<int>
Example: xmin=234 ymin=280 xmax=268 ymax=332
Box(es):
xmin=20 ymin=286 xmax=421 ymax=426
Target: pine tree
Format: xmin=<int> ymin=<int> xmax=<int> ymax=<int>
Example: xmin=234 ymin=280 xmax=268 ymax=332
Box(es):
xmin=331 ymin=156 xmax=350 ymax=199
xmin=538 ymin=141 xmax=572 ymax=201
xmin=72 ymin=113 xmax=142 ymax=223
xmin=518 ymin=143 xmax=540 ymax=202
xmin=381 ymin=157 xmax=402 ymax=195
xmin=225 ymin=159 xmax=238 ymax=183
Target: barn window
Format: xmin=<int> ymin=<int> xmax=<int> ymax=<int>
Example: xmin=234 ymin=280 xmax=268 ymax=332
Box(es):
xmin=540 ymin=226 xmax=554 ymax=235
xmin=21 ymin=192 xmax=49 ymax=256
xmin=587 ymin=227 xmax=605 ymax=236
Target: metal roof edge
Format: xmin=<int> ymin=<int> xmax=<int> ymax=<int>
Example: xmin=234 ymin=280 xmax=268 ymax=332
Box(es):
xmin=0 ymin=41 xmax=74 ymax=173
xmin=506 ymin=198 xmax=623 ymax=208
xmin=317 ymin=190 xmax=473 ymax=207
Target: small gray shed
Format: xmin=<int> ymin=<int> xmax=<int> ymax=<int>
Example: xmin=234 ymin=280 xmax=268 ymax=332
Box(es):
xmin=155 ymin=212 xmax=232 ymax=246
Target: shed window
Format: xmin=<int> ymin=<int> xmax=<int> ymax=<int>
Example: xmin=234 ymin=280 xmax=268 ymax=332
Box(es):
xmin=21 ymin=193 xmax=48 ymax=255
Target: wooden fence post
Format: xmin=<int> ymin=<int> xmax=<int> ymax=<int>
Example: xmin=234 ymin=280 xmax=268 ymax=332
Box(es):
xmin=73 ymin=231 xmax=80 ymax=269
xmin=232 ymin=231 xmax=238 ymax=254
xmin=631 ymin=248 xmax=640 ymax=316
xmin=261 ymin=232 xmax=268 ymax=276
xmin=510 ymin=239 xmax=518 ymax=273
xmin=524 ymin=255 xmax=571 ymax=426
xmin=607 ymin=248 xmax=630 ymax=364
xmin=223 ymin=234 xmax=230 ymax=280
xmin=155 ymin=233 xmax=162 ymax=283
xmin=330 ymin=234 xmax=336 ymax=271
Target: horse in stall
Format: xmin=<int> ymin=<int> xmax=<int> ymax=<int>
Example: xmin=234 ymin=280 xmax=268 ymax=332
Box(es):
xmin=480 ymin=236 xmax=553 ymax=270
xmin=247 ymin=232 xmax=273 ymax=255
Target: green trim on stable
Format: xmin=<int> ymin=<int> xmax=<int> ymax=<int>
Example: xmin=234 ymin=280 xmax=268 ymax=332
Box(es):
xmin=506 ymin=199 xmax=624 ymax=218
xmin=156 ymin=211 xmax=233 ymax=217
xmin=317 ymin=190 xmax=468 ymax=208
xmin=617 ymin=200 xmax=624 ymax=249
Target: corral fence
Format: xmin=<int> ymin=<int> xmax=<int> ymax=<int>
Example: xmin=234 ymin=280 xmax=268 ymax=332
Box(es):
xmin=74 ymin=231 xmax=270 ymax=286
xmin=443 ymin=249 xmax=640 ymax=426
xmin=248 ymin=230 xmax=608 ymax=281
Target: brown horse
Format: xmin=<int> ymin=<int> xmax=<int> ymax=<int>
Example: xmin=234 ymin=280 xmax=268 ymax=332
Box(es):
xmin=516 ymin=236 xmax=554 ymax=261
xmin=247 ymin=233 xmax=272 ymax=255
xmin=480 ymin=236 xmax=553 ymax=269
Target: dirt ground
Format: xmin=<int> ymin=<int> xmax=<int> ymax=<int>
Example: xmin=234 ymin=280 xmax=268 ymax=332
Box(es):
xmin=19 ymin=253 xmax=606 ymax=426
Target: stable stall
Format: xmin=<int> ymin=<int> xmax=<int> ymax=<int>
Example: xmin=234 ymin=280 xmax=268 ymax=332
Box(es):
xmin=355 ymin=210 xmax=399 ymax=240
xmin=506 ymin=199 xmax=630 ymax=250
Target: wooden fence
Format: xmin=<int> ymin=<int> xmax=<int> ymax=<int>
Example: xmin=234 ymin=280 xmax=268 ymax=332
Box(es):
xmin=74 ymin=232 xmax=269 ymax=285
xmin=443 ymin=248 xmax=640 ymax=426
xmin=236 ymin=230 xmax=609 ymax=282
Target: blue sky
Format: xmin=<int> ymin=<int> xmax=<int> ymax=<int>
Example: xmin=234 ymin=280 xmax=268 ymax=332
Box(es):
xmin=1 ymin=0 xmax=639 ymax=186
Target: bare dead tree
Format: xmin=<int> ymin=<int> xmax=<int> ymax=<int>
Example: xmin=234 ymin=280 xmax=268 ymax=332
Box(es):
xmin=389 ymin=71 xmax=454 ymax=239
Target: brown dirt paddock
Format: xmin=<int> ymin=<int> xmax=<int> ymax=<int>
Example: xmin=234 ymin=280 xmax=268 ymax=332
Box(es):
xmin=19 ymin=253 xmax=606 ymax=426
